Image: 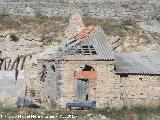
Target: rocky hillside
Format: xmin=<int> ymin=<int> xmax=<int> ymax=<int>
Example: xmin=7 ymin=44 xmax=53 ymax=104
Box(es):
xmin=0 ymin=15 xmax=66 ymax=59
xmin=0 ymin=14 xmax=159 ymax=60
xmin=0 ymin=13 xmax=159 ymax=95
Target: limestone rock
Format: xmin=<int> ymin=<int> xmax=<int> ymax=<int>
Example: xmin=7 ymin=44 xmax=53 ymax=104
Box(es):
xmin=87 ymin=113 xmax=93 ymax=117
xmin=100 ymin=115 xmax=108 ymax=120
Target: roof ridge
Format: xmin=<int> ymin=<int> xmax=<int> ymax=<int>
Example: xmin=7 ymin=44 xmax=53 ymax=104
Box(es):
xmin=69 ymin=25 xmax=98 ymax=41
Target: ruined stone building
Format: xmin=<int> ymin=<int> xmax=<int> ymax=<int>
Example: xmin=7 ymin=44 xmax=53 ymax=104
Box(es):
xmin=0 ymin=12 xmax=159 ymax=108
xmin=37 ymin=12 xmax=160 ymax=108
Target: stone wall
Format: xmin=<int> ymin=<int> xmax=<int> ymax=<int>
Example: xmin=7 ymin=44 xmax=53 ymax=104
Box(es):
xmin=95 ymin=61 xmax=122 ymax=108
xmin=0 ymin=0 xmax=158 ymax=4
xmin=54 ymin=60 xmax=116 ymax=108
xmin=40 ymin=60 xmax=160 ymax=108
xmin=0 ymin=1 xmax=158 ymax=20
xmin=120 ymin=75 xmax=160 ymax=108
xmin=39 ymin=61 xmax=59 ymax=104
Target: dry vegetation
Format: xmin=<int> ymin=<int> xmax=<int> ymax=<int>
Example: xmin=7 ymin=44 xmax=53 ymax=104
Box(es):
xmin=0 ymin=15 xmax=68 ymax=45
xmin=84 ymin=17 xmax=154 ymax=52
xmin=0 ymin=15 xmax=158 ymax=51
xmin=0 ymin=107 xmax=159 ymax=120
xmin=84 ymin=17 xmax=139 ymax=36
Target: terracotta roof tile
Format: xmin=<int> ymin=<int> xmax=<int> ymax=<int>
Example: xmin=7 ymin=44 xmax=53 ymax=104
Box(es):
xmin=69 ymin=25 xmax=97 ymax=40
xmin=74 ymin=71 xmax=97 ymax=81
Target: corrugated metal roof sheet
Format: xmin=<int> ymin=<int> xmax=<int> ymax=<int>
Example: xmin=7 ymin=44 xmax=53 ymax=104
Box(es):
xmin=62 ymin=26 xmax=114 ymax=61
xmin=115 ymin=51 xmax=160 ymax=75
xmin=87 ymin=26 xmax=114 ymax=60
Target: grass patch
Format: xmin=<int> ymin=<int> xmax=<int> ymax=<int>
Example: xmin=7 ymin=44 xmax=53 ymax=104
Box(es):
xmin=93 ymin=106 xmax=160 ymax=120
xmin=150 ymin=32 xmax=160 ymax=44
xmin=0 ymin=106 xmax=159 ymax=120
xmin=84 ymin=17 xmax=138 ymax=37
xmin=0 ymin=15 xmax=68 ymax=46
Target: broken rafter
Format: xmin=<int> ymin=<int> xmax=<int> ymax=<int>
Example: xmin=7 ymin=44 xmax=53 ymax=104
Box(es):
xmin=15 ymin=55 xmax=20 ymax=81
xmin=10 ymin=57 xmax=18 ymax=71
xmin=6 ymin=59 xmax=11 ymax=70
xmin=0 ymin=59 xmax=4 ymax=70
xmin=21 ymin=56 xmax=26 ymax=70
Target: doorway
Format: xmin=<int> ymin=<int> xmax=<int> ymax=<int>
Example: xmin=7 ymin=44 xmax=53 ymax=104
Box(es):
xmin=74 ymin=64 xmax=96 ymax=102
xmin=76 ymin=78 xmax=89 ymax=102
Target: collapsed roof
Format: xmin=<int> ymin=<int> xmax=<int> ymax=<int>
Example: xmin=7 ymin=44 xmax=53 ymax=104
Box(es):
xmin=38 ymin=12 xmax=114 ymax=61
xmin=61 ymin=12 xmax=114 ymax=61
xmin=38 ymin=12 xmax=160 ymax=75
xmin=62 ymin=25 xmax=114 ymax=60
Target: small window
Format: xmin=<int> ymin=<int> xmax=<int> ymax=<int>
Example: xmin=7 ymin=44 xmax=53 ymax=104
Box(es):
xmin=90 ymin=45 xmax=94 ymax=48
xmin=91 ymin=51 xmax=97 ymax=55
xmin=120 ymin=74 xmax=128 ymax=78
xmin=70 ymin=44 xmax=97 ymax=55
xmin=82 ymin=46 xmax=89 ymax=48
xmin=139 ymin=78 xmax=143 ymax=81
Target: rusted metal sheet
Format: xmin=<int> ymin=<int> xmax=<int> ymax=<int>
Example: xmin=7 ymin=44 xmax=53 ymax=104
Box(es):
xmin=71 ymin=25 xmax=97 ymax=40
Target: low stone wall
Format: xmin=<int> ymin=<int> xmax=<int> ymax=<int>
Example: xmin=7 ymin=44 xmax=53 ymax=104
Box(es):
xmin=0 ymin=1 xmax=157 ymax=19
xmin=0 ymin=0 xmax=159 ymax=4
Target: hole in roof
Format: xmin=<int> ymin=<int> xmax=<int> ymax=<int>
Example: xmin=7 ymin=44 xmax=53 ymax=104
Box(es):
xmin=91 ymin=51 xmax=97 ymax=55
xmin=82 ymin=46 xmax=89 ymax=48
xmin=77 ymin=50 xmax=82 ymax=53
xmin=84 ymin=51 xmax=90 ymax=53
xmin=68 ymin=44 xmax=97 ymax=56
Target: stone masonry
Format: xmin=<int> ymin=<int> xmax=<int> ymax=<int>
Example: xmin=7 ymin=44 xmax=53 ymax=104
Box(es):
xmin=39 ymin=58 xmax=160 ymax=108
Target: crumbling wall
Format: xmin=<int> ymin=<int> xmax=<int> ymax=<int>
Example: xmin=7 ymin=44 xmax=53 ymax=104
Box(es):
xmin=22 ymin=55 xmax=41 ymax=102
xmin=37 ymin=60 xmax=60 ymax=108
xmin=0 ymin=30 xmax=44 ymax=104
